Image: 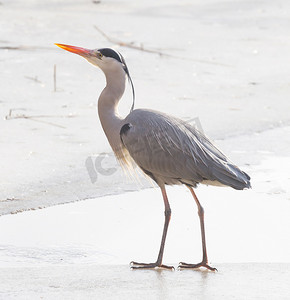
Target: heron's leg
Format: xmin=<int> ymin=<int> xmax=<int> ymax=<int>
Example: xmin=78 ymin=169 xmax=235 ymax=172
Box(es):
xmin=131 ymin=186 xmax=174 ymax=270
xmin=178 ymin=186 xmax=217 ymax=272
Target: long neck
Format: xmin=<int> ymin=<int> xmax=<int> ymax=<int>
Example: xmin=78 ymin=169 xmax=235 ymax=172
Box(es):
xmin=98 ymin=66 xmax=126 ymax=154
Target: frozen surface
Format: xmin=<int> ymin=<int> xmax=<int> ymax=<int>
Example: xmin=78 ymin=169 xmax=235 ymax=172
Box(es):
xmin=0 ymin=264 xmax=290 ymax=300
xmin=0 ymin=184 xmax=290 ymax=299
xmin=1 ymin=183 xmax=290 ymax=264
xmin=1 ymin=0 xmax=290 ymax=213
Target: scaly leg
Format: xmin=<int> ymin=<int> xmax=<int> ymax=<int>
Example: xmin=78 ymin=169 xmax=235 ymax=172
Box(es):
xmin=131 ymin=186 xmax=174 ymax=270
xmin=179 ymin=186 xmax=217 ymax=272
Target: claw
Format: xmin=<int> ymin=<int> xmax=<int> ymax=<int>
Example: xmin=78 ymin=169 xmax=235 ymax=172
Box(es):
xmin=130 ymin=261 xmax=175 ymax=270
xmin=178 ymin=261 xmax=217 ymax=272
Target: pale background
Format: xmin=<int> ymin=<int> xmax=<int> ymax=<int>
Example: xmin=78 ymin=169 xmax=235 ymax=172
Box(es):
xmin=0 ymin=0 xmax=290 ymax=299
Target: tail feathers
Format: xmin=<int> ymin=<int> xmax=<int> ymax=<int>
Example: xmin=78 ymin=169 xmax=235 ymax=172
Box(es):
xmin=242 ymin=170 xmax=251 ymax=181
xmin=212 ymin=163 xmax=251 ymax=190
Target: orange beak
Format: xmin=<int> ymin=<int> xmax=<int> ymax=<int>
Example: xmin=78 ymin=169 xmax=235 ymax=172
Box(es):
xmin=55 ymin=43 xmax=91 ymax=56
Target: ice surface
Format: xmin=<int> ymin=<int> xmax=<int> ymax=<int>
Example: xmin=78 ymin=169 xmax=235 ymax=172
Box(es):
xmin=0 ymin=185 xmax=290 ymax=299
xmin=1 ymin=0 xmax=290 ymax=213
xmin=1 ymin=181 xmax=290 ymax=266
xmin=0 ymin=264 xmax=290 ymax=300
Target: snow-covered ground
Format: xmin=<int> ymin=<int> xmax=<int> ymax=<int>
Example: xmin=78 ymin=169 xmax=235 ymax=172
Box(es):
xmin=1 ymin=0 xmax=290 ymax=213
xmin=0 ymin=181 xmax=290 ymax=299
xmin=0 ymin=264 xmax=289 ymax=300
xmin=1 ymin=172 xmax=290 ymax=266
xmin=1 ymin=0 xmax=290 ymax=298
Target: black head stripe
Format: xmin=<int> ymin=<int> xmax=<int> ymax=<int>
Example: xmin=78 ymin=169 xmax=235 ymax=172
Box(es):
xmin=98 ymin=48 xmax=122 ymax=63
xmin=98 ymin=48 xmax=135 ymax=112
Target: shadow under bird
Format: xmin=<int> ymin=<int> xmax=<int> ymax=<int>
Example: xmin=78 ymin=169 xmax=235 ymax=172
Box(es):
xmin=55 ymin=43 xmax=251 ymax=271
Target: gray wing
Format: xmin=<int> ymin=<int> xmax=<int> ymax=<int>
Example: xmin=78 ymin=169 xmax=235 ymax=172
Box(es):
xmin=120 ymin=109 xmax=250 ymax=190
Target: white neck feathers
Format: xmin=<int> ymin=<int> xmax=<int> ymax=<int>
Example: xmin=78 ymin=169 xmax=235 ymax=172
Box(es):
xmin=97 ymin=64 xmax=126 ymax=154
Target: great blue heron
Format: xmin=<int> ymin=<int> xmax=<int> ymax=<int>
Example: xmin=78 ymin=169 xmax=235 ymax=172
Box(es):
xmin=55 ymin=43 xmax=251 ymax=271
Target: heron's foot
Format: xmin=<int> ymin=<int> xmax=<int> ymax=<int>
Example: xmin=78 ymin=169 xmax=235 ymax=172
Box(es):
xmin=178 ymin=261 xmax=217 ymax=272
xmin=130 ymin=261 xmax=174 ymax=270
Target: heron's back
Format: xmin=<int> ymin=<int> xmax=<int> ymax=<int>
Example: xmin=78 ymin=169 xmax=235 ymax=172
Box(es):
xmin=120 ymin=109 xmax=251 ymax=190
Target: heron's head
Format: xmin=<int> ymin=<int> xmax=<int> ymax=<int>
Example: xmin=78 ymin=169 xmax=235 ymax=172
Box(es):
xmin=55 ymin=43 xmax=128 ymax=75
xmin=55 ymin=43 xmax=135 ymax=110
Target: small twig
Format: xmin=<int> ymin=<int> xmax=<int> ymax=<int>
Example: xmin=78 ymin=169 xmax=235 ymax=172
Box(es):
xmin=24 ymin=76 xmax=42 ymax=83
xmin=5 ymin=109 xmax=77 ymax=129
xmin=0 ymin=198 xmax=20 ymax=202
xmin=94 ymin=25 xmax=232 ymax=67
xmin=0 ymin=45 xmax=52 ymax=51
xmin=94 ymin=25 xmax=169 ymax=56
xmin=0 ymin=46 xmax=22 ymax=50
xmin=5 ymin=114 xmax=66 ymax=128
xmin=21 ymin=117 xmax=66 ymax=128
xmin=54 ymin=64 xmax=57 ymax=92
xmin=6 ymin=114 xmax=75 ymax=120
xmin=7 ymin=108 xmax=12 ymax=118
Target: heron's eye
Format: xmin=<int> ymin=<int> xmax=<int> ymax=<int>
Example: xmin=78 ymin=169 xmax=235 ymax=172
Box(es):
xmin=97 ymin=52 xmax=103 ymax=59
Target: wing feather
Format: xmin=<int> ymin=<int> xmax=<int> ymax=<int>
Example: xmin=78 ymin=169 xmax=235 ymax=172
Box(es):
xmin=121 ymin=109 xmax=250 ymax=190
